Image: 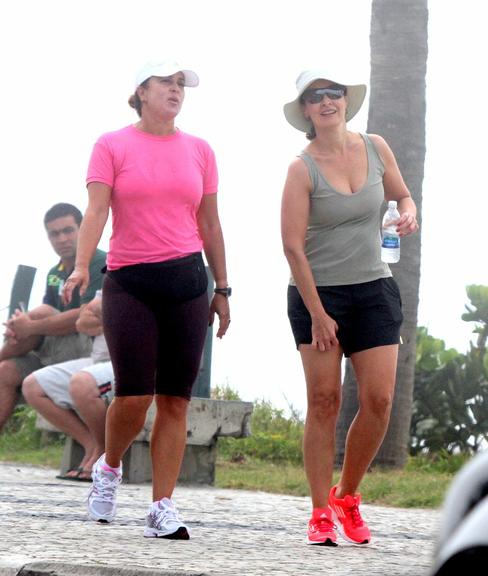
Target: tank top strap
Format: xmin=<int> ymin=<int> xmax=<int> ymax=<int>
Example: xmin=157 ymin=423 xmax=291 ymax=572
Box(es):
xmin=361 ymin=133 xmax=385 ymax=173
xmin=298 ymin=152 xmax=320 ymax=193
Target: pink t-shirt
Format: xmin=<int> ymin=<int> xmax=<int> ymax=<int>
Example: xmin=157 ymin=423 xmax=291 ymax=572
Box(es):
xmin=86 ymin=125 xmax=218 ymax=269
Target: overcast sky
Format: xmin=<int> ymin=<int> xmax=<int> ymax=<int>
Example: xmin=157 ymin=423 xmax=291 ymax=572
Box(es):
xmin=1 ymin=0 xmax=486 ymax=414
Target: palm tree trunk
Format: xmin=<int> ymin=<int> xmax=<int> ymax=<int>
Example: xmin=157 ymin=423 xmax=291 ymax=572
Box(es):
xmin=336 ymin=0 xmax=428 ymax=468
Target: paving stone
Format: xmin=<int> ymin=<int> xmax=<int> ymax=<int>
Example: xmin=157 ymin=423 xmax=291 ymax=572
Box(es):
xmin=0 ymin=463 xmax=439 ymax=575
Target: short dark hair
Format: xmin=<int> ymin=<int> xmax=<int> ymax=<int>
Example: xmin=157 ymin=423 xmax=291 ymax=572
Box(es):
xmin=128 ymin=78 xmax=150 ymax=117
xmin=44 ymin=203 xmax=83 ymax=227
xmin=306 ymin=125 xmax=316 ymax=141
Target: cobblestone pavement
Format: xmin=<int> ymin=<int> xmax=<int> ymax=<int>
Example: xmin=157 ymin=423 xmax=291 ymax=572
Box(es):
xmin=0 ymin=463 xmax=440 ymax=576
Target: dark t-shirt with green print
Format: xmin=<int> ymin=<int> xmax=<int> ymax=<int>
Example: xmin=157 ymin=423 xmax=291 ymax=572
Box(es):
xmin=43 ymin=249 xmax=106 ymax=311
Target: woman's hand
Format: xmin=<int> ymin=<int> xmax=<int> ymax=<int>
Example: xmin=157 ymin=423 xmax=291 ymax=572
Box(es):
xmin=396 ymin=212 xmax=419 ymax=236
xmin=311 ymin=311 xmax=339 ymax=352
xmin=62 ymin=266 xmax=90 ymax=304
xmin=209 ymin=294 xmax=230 ymax=338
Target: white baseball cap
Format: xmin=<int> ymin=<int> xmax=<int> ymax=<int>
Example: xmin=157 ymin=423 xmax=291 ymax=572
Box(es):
xmin=134 ymin=60 xmax=199 ymax=89
xmin=283 ymin=69 xmax=367 ymax=132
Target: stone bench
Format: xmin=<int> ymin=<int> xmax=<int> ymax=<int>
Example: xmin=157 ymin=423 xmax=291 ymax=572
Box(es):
xmin=36 ymin=397 xmax=253 ymax=485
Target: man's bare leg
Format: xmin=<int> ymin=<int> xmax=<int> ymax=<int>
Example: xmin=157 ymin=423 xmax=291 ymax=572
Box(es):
xmin=0 ymin=360 xmax=23 ymax=431
xmin=70 ymin=372 xmax=109 ymax=473
xmin=22 ymin=374 xmax=95 ymax=473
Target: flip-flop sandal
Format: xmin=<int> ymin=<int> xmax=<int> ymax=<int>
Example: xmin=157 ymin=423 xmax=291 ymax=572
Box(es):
xmin=56 ymin=467 xmax=83 ymax=480
xmin=75 ymin=469 xmax=93 ymax=482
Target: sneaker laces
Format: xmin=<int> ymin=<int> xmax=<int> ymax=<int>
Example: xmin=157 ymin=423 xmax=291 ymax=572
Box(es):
xmin=343 ymin=496 xmax=364 ymax=527
xmin=151 ymin=500 xmax=179 ymax=526
xmin=92 ymin=471 xmax=120 ymax=502
xmin=312 ymin=511 xmax=335 ymax=531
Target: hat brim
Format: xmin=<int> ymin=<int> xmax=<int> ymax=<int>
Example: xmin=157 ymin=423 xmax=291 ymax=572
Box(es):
xmin=283 ymin=80 xmax=367 ymax=132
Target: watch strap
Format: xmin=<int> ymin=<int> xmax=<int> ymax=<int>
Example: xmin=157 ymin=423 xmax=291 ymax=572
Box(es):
xmin=214 ymin=287 xmax=232 ymax=297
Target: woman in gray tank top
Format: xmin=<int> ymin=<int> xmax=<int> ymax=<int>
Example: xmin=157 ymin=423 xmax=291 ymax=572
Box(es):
xmin=281 ymin=69 xmax=419 ymax=547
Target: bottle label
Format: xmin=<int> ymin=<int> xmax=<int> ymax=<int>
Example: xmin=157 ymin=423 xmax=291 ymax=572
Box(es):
xmin=382 ymin=235 xmax=400 ymax=249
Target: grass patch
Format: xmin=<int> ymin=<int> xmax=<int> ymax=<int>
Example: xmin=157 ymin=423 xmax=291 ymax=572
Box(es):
xmin=0 ymin=444 xmax=64 ymax=468
xmin=215 ymin=457 xmax=310 ymax=496
xmin=216 ymin=455 xmax=456 ymax=508
xmin=359 ymin=467 xmax=453 ymax=508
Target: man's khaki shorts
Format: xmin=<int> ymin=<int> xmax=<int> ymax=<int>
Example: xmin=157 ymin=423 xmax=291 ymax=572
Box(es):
xmin=13 ymin=334 xmax=92 ymax=382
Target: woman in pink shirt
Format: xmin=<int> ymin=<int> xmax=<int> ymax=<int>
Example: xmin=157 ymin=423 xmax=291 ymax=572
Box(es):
xmin=63 ymin=59 xmax=231 ymax=539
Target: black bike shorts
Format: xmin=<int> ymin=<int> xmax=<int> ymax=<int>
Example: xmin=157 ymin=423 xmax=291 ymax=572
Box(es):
xmin=287 ymin=277 xmax=403 ymax=357
xmin=102 ymin=252 xmax=209 ymax=399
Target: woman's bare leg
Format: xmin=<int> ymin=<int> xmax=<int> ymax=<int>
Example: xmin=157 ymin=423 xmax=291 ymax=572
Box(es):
xmin=300 ymin=344 xmax=343 ymax=509
xmin=336 ymin=344 xmax=398 ymax=497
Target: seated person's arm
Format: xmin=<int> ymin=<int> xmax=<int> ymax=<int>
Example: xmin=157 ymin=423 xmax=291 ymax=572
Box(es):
xmin=0 ymin=304 xmax=79 ymax=360
xmin=1 ymin=304 xmax=57 ymax=359
xmin=8 ymin=307 xmax=82 ymax=340
xmin=9 ymin=246 xmax=104 ymax=340
xmin=76 ymin=297 xmax=103 ymax=337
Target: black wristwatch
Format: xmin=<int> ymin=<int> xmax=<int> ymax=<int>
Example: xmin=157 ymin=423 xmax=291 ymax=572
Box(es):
xmin=214 ymin=287 xmax=232 ymax=297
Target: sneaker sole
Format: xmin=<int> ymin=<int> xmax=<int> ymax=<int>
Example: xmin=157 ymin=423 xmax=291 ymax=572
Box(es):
xmin=306 ymin=537 xmax=338 ymax=547
xmin=87 ymin=498 xmax=117 ymax=523
xmin=88 ymin=511 xmax=116 ymax=523
xmin=144 ymin=526 xmax=190 ymax=540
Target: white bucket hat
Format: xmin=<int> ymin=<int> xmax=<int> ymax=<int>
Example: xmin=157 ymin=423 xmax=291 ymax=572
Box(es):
xmin=283 ymin=69 xmax=367 ymax=132
xmin=135 ymin=59 xmax=199 ymax=89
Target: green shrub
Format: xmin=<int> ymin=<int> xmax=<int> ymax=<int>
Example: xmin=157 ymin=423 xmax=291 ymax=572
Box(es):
xmin=217 ymin=397 xmax=304 ymax=465
xmin=0 ymin=405 xmax=43 ymax=450
xmin=0 ymin=405 xmax=64 ymax=453
xmin=0 ymin=405 xmax=64 ymax=466
xmin=211 ymin=384 xmax=242 ymax=401
xmin=406 ymin=451 xmax=471 ymax=474
xmin=412 ymin=286 xmax=488 ymax=455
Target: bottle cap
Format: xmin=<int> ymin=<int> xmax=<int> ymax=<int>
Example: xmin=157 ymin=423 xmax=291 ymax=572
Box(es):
xmin=388 ymin=200 xmax=397 ymax=209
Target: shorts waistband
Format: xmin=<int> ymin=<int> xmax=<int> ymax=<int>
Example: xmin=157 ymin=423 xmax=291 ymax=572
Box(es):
xmin=109 ymin=252 xmax=203 ymax=274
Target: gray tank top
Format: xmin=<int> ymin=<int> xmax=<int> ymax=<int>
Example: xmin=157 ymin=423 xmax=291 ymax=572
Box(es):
xmin=290 ymin=133 xmax=391 ymax=286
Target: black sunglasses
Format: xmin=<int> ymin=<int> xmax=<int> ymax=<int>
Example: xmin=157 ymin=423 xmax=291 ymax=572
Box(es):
xmin=301 ymin=87 xmax=347 ymax=104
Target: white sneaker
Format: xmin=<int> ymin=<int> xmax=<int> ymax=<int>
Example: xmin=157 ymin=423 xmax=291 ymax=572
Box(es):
xmin=143 ymin=497 xmax=190 ymax=539
xmin=87 ymin=454 xmax=122 ymax=523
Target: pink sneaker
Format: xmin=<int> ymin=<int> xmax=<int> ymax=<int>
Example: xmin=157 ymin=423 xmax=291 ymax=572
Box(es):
xmin=306 ymin=506 xmax=338 ymax=546
xmin=328 ymin=485 xmax=371 ymax=545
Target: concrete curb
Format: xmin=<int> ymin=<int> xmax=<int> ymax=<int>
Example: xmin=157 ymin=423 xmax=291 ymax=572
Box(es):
xmin=0 ymin=561 xmax=209 ymax=576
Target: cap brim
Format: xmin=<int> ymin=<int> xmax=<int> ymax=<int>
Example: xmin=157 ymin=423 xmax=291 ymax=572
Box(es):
xmin=180 ymin=69 xmax=199 ymax=87
xmin=135 ymin=63 xmax=200 ymax=88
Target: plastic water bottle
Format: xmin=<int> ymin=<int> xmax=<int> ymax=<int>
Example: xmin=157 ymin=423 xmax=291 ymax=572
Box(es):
xmin=381 ymin=200 xmax=400 ymax=263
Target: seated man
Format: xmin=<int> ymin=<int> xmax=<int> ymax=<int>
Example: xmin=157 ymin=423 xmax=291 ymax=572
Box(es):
xmin=0 ymin=203 xmax=106 ymax=431
xmin=22 ymin=290 xmax=114 ymax=480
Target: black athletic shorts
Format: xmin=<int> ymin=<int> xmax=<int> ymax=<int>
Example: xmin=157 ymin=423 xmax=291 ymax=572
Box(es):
xmin=102 ymin=252 xmax=209 ymax=400
xmin=287 ymin=277 xmax=403 ymax=357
